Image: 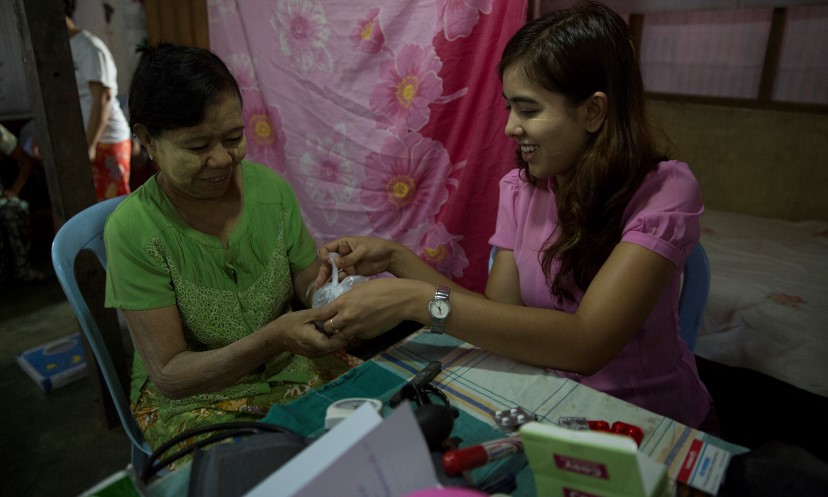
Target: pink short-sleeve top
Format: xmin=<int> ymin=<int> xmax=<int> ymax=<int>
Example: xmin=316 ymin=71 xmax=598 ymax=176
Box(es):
xmin=488 ymin=160 xmax=712 ymax=427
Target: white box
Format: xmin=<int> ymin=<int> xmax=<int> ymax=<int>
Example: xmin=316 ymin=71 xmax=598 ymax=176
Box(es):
xmin=15 ymin=332 xmax=89 ymax=392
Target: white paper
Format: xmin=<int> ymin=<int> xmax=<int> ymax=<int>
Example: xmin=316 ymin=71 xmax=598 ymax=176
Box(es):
xmin=244 ymin=402 xmax=439 ymax=497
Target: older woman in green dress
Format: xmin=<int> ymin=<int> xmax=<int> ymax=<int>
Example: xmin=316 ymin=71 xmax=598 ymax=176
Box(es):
xmin=104 ymin=44 xmax=356 ymax=460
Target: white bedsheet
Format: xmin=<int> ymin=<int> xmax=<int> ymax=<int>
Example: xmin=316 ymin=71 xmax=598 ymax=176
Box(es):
xmin=697 ymin=210 xmax=828 ymax=398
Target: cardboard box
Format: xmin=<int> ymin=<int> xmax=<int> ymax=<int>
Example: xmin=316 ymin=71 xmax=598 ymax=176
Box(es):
xmin=15 ymin=332 xmax=89 ymax=392
xmin=520 ymin=421 xmax=669 ymax=497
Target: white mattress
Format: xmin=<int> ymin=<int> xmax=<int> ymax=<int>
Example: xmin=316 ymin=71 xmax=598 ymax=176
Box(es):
xmin=697 ymin=210 xmax=828 ymax=398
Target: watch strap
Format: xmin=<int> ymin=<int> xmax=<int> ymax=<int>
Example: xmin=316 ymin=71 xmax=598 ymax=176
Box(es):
xmin=428 ymin=286 xmax=451 ymax=334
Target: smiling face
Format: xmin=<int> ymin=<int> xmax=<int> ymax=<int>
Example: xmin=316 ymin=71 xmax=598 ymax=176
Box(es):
xmin=501 ymin=64 xmax=591 ymax=183
xmin=138 ymin=92 xmax=247 ymax=201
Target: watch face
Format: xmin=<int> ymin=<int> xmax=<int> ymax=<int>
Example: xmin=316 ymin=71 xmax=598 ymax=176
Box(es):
xmin=429 ymin=299 xmax=450 ymax=319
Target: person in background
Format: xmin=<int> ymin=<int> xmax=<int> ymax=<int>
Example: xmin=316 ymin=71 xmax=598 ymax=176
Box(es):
xmin=315 ymin=1 xmax=716 ymax=430
xmin=0 ymin=124 xmax=44 ymax=284
xmin=64 ymin=0 xmax=131 ymax=201
xmin=104 ymin=43 xmax=355 ymax=460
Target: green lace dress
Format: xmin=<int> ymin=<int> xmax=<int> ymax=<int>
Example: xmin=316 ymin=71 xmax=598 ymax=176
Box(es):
xmin=104 ymin=161 xmax=358 ymax=459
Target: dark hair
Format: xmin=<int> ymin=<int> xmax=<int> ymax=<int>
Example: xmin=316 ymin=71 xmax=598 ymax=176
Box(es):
xmin=128 ymin=43 xmax=242 ymax=137
xmin=63 ymin=0 xmax=75 ymax=18
xmin=498 ymin=1 xmax=664 ymax=296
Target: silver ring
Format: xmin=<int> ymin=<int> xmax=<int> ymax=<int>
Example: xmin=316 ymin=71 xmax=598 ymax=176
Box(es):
xmin=329 ymin=318 xmax=341 ymax=334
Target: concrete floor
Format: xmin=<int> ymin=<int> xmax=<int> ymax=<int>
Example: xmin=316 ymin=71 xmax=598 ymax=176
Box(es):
xmin=0 ymin=251 xmax=131 ymax=497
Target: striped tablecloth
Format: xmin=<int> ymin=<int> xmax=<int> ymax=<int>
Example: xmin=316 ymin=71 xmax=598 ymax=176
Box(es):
xmin=368 ymin=330 xmax=747 ymax=495
xmin=150 ymin=330 xmax=747 ymax=496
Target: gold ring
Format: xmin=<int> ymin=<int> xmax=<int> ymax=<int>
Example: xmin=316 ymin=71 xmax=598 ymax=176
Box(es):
xmin=329 ymin=318 xmax=340 ymax=334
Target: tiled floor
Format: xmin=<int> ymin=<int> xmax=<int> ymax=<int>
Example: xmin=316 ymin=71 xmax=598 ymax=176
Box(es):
xmin=0 ymin=249 xmax=131 ymax=497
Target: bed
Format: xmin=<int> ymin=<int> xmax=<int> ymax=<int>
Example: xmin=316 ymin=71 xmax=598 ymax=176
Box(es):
xmin=696 ymin=209 xmax=828 ymax=399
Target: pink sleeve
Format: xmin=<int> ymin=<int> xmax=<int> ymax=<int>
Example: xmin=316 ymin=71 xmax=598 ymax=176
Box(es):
xmin=488 ymin=169 xmax=522 ymax=250
xmin=621 ymin=161 xmax=703 ymax=269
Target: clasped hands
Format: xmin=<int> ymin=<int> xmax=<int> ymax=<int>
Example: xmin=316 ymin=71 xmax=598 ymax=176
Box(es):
xmin=312 ymin=236 xmax=418 ymax=342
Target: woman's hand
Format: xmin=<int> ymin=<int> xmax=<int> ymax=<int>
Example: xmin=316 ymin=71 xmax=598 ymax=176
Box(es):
xmin=319 ymin=277 xmax=429 ymax=341
xmin=271 ymin=307 xmax=350 ymax=357
xmin=316 ymin=236 xmax=402 ymax=287
xmin=125 ymin=305 xmax=349 ymax=399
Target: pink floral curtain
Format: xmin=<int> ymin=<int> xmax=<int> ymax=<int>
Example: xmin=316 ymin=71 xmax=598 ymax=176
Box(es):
xmin=208 ymin=0 xmax=526 ymax=292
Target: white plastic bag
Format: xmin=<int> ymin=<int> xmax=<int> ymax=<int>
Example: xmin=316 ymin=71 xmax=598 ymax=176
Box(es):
xmin=312 ymin=252 xmax=367 ymax=330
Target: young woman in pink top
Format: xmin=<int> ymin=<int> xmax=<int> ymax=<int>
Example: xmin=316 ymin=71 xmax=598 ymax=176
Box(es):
xmin=316 ymin=1 xmax=714 ymax=429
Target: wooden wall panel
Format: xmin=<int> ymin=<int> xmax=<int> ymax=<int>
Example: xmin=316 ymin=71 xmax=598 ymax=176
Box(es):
xmin=144 ymin=0 xmax=209 ymax=48
xmin=648 ymin=98 xmax=828 ymax=222
xmin=12 ymin=0 xmax=127 ymax=431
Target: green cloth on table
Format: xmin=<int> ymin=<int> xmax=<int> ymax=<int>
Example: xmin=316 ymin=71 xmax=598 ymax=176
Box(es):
xmin=263 ymin=361 xmax=404 ymax=437
xmin=264 ymin=359 xmax=527 ymax=492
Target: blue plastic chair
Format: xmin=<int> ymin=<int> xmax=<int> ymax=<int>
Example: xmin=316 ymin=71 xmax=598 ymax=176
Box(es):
xmin=489 ymin=243 xmax=710 ymax=351
xmin=678 ymin=243 xmax=711 ymax=352
xmin=51 ymin=195 xmax=153 ymax=474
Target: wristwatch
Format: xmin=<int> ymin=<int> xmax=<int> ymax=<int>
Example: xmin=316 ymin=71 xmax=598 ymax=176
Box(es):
xmin=427 ymin=286 xmax=451 ymax=334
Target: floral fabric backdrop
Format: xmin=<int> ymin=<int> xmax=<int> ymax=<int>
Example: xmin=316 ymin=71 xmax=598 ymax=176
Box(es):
xmin=208 ymin=0 xmax=526 ymax=292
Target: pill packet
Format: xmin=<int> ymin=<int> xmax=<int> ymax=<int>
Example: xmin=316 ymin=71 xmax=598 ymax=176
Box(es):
xmin=312 ymin=252 xmax=368 ymax=330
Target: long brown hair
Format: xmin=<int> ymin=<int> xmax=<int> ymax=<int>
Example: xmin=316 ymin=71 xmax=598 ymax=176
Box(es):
xmin=498 ymin=1 xmax=664 ymax=297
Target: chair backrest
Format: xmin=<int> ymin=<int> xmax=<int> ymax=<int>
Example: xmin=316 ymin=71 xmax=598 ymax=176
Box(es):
xmin=678 ymin=243 xmax=711 ymax=352
xmin=50 ymin=195 xmax=152 ymax=473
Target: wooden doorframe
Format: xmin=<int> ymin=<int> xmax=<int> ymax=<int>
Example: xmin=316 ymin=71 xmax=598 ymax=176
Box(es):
xmin=11 ymin=0 xmax=126 ymax=430
xmin=144 ymin=0 xmax=209 ymax=48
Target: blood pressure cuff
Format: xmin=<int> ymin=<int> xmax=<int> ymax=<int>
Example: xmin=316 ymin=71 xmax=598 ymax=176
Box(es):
xmin=187 ymin=431 xmax=308 ymax=497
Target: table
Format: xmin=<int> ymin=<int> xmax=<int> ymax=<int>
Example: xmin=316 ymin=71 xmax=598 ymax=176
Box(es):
xmin=267 ymin=330 xmax=745 ymax=494
xmin=150 ymin=330 xmax=747 ymax=496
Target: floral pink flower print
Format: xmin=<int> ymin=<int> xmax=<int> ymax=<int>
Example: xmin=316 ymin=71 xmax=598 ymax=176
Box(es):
xmin=298 ymin=129 xmax=358 ymax=226
xmin=767 ymin=292 xmax=807 ymax=309
xmin=411 ymin=222 xmax=470 ymax=278
xmin=226 ymin=53 xmax=257 ymax=91
xmin=369 ymin=44 xmax=443 ymax=133
xmin=350 ymin=7 xmax=385 ymax=54
xmin=243 ymin=102 xmax=287 ymax=173
xmin=438 ymin=0 xmax=493 ymax=41
xmin=361 ymin=132 xmax=452 ymax=237
xmin=207 ymin=0 xmax=238 ymax=18
xmin=270 ymin=0 xmax=333 ymax=72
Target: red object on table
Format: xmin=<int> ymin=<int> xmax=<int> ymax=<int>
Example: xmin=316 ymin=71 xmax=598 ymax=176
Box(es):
xmin=611 ymin=421 xmax=644 ymax=446
xmin=441 ymin=436 xmax=524 ymax=475
xmin=583 ymin=419 xmax=643 ymax=446
xmin=587 ymin=420 xmax=610 ymax=432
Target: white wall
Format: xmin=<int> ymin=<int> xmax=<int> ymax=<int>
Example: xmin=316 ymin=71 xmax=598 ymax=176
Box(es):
xmin=73 ymin=0 xmax=148 ymax=97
